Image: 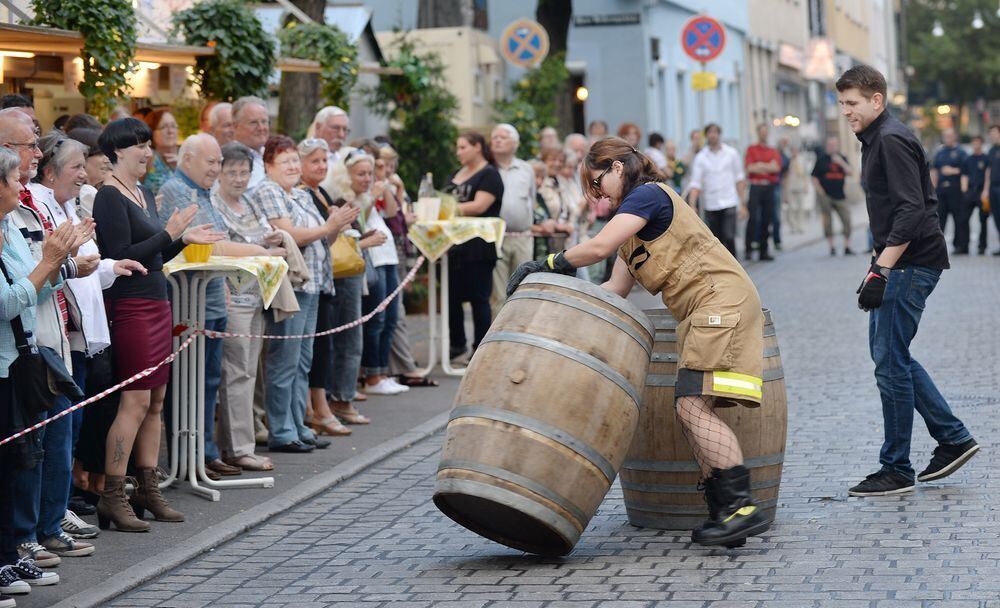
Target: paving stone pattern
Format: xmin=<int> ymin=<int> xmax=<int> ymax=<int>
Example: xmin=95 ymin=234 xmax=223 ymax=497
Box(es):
xmin=111 ymin=243 xmax=1000 ymax=608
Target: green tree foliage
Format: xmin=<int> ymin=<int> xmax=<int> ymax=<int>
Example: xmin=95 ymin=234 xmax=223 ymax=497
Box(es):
xmin=279 ymin=21 xmax=359 ymax=111
xmin=494 ymin=53 xmax=571 ymax=157
xmin=32 ymin=0 xmax=136 ymax=120
xmin=172 ymin=0 xmax=276 ymax=101
xmin=367 ymin=39 xmax=459 ymax=192
xmin=906 ymin=0 xmax=1000 ymax=110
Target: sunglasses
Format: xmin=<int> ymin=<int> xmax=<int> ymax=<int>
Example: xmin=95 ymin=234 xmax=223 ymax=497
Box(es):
xmin=590 ymin=163 xmax=612 ymax=197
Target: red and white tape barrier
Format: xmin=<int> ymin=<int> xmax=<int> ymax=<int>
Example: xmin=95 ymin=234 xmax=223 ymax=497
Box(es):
xmin=0 ymin=256 xmax=426 ymax=447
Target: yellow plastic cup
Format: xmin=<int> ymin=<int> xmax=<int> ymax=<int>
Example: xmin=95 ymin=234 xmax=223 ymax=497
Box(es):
xmin=184 ymin=243 xmax=213 ymax=263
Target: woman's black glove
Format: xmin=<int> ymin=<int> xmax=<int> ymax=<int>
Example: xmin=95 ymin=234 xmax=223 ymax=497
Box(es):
xmin=506 ymin=251 xmax=576 ymax=297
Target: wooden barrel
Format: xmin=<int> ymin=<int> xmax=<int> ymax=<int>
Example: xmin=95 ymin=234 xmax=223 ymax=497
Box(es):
xmin=433 ymin=274 xmax=654 ymax=556
xmin=620 ymin=308 xmax=788 ymax=530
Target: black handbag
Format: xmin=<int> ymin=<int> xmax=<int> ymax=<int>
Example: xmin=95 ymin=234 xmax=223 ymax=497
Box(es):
xmin=0 ymin=256 xmax=82 ymax=414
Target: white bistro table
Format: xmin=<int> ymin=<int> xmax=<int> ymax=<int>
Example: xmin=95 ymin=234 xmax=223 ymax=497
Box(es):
xmin=162 ymin=255 xmax=288 ymax=501
xmin=406 ymin=218 xmax=506 ymax=377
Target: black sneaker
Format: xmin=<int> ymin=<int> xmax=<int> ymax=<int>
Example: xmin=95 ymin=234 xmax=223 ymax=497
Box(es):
xmin=0 ymin=593 xmax=15 ymax=608
xmin=0 ymin=565 xmax=29 ymax=595
xmin=303 ymin=437 xmax=331 ymax=450
xmin=830 ymin=247 xmax=837 ymax=257
xmin=11 ymin=559 xmax=58 ymax=586
xmin=848 ymin=470 xmax=914 ymax=497
xmin=917 ymin=439 xmax=979 ymax=482
xmin=844 ymin=247 xmax=855 ymax=255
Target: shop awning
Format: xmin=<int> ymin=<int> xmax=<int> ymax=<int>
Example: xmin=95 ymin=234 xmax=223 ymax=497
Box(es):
xmin=0 ymin=23 xmax=214 ymax=65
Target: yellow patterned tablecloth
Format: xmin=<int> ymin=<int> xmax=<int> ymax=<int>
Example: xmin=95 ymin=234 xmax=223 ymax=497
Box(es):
xmin=406 ymin=218 xmax=506 ymax=262
xmin=163 ymin=255 xmax=288 ymax=309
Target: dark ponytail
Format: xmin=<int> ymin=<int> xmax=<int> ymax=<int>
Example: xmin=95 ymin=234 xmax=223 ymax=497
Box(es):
xmin=581 ymin=136 xmax=664 ymax=199
xmin=459 ymin=130 xmax=495 ymax=166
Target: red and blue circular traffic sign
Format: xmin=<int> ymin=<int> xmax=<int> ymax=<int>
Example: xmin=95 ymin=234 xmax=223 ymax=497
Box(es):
xmin=681 ymin=15 xmax=726 ymax=63
xmin=501 ymin=19 xmax=550 ymax=69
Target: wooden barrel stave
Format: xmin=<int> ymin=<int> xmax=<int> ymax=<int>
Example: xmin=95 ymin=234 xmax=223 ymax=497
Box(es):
xmin=434 ymin=274 xmax=654 ymax=555
xmin=620 ymin=308 xmax=788 ymax=530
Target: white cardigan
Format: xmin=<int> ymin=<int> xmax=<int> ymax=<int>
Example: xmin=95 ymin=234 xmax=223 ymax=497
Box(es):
xmin=26 ymin=183 xmax=117 ymax=357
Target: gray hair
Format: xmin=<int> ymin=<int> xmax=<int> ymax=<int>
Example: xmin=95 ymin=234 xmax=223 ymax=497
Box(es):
xmin=35 ymin=135 xmax=88 ymax=183
xmin=0 ymin=146 xmax=19 ymax=184
xmin=492 ymin=123 xmax=520 ymax=145
xmin=564 ymin=133 xmax=586 ymax=148
xmin=208 ymin=102 xmax=232 ymax=128
xmin=220 ymin=141 xmax=255 ymax=170
xmin=297 ymin=137 xmax=329 ymax=158
xmin=307 ymin=106 xmax=348 ymax=138
xmin=177 ymin=133 xmax=219 ymax=170
xmin=231 ymin=96 xmax=267 ymax=122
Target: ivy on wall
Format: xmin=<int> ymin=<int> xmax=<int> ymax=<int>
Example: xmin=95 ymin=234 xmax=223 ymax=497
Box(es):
xmin=32 ymin=0 xmax=136 ymax=120
xmin=279 ymin=21 xmax=359 ymax=111
xmin=171 ymin=0 xmax=276 ymax=101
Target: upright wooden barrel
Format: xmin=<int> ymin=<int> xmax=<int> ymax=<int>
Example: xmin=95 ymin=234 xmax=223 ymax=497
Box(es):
xmin=620 ymin=308 xmax=788 ymax=530
xmin=434 ymin=274 xmax=654 ymax=556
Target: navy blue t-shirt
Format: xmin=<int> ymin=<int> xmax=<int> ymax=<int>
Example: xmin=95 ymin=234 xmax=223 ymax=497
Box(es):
xmin=615 ymin=183 xmax=674 ymax=241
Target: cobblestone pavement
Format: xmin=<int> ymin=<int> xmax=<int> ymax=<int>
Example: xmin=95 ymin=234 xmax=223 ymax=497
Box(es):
xmin=109 ymin=241 xmax=1000 ymax=608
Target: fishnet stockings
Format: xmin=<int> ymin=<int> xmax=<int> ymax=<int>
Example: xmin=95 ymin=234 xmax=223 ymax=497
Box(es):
xmin=675 ymin=395 xmax=744 ymax=477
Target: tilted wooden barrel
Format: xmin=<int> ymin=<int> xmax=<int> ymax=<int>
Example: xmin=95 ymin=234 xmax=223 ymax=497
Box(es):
xmin=620 ymin=308 xmax=788 ymax=530
xmin=433 ymin=274 xmax=654 ymax=555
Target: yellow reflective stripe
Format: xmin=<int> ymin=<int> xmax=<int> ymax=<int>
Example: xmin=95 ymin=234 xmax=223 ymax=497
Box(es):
xmin=714 ymin=371 xmax=763 ymax=387
xmin=546 ymin=254 xmax=556 ymax=269
xmin=713 ymin=376 xmax=760 ymax=391
xmin=713 ymin=384 xmax=763 ymax=399
xmin=722 ymin=505 xmax=757 ymax=523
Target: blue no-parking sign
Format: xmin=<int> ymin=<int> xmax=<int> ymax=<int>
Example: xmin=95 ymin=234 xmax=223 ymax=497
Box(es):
xmin=681 ymin=15 xmax=726 ymax=63
xmin=500 ymin=19 xmax=550 ymax=69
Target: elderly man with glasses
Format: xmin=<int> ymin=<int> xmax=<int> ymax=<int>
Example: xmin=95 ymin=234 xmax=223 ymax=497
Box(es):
xmin=231 ymin=97 xmax=271 ymax=194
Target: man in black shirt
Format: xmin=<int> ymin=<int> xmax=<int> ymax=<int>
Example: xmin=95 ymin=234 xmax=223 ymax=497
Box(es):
xmin=811 ymin=136 xmax=854 ymax=256
xmin=987 ymin=124 xmax=1000 ymax=255
xmin=960 ymin=135 xmax=989 ymax=254
xmin=835 ymin=65 xmax=979 ymax=498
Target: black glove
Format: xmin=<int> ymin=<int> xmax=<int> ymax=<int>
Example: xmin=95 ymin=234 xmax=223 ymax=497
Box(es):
xmin=506 ymin=251 xmax=576 ymax=297
xmin=857 ymin=263 xmax=890 ymax=311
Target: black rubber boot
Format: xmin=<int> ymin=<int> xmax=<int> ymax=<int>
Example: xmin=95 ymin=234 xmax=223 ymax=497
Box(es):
xmin=692 ymin=465 xmax=771 ymax=548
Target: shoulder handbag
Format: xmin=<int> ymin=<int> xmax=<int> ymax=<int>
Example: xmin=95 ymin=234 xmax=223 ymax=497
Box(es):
xmin=330 ymin=233 xmax=365 ymax=278
xmin=0 ymin=256 xmax=83 ymax=415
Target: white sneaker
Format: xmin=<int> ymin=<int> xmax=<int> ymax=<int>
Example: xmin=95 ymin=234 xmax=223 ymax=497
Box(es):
xmin=386 ymin=378 xmax=410 ymax=393
xmin=62 ymin=510 xmax=99 ymax=539
xmin=364 ymin=378 xmax=405 ymax=395
xmin=0 ymin=565 xmax=30 ymax=595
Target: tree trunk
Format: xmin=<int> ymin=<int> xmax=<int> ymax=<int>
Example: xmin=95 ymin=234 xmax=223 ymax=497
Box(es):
xmin=278 ymin=0 xmax=327 ymax=140
xmin=536 ymin=0 xmax=574 ymax=135
xmin=418 ymin=0 xmax=474 ymax=28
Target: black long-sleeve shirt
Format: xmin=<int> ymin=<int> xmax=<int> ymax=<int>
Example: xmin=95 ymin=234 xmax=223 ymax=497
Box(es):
xmin=857 ymin=111 xmax=949 ymax=270
xmin=93 ymin=185 xmax=186 ymax=300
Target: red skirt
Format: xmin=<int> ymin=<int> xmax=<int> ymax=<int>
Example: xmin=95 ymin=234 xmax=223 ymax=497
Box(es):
xmin=107 ymin=298 xmax=173 ymax=390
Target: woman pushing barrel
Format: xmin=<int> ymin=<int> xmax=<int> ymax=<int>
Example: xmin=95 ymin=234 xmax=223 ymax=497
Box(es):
xmin=507 ymin=137 xmax=770 ymax=548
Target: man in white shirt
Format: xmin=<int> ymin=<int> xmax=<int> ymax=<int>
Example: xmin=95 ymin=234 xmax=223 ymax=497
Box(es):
xmin=231 ymin=96 xmax=270 ymax=194
xmin=311 ymin=106 xmax=355 ymax=196
xmin=687 ymin=123 xmax=747 ymax=256
xmin=490 ymin=123 xmax=536 ymax=313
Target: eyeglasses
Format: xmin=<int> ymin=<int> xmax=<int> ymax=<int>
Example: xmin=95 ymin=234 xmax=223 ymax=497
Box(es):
xmin=245 ymin=119 xmax=270 ymax=129
xmin=590 ymin=164 xmax=612 ymax=197
xmin=6 ymin=140 xmax=40 ymax=151
xmin=329 ymin=125 xmax=350 ymax=134
xmin=156 ymin=123 xmax=179 ymax=131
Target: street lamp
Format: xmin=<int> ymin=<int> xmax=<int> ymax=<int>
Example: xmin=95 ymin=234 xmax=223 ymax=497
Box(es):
xmin=931 ymin=19 xmax=944 ymax=36
xmin=972 ymin=10 xmax=984 ymax=29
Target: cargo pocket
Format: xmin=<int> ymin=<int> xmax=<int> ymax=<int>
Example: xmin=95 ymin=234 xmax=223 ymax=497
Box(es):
xmin=680 ymin=312 xmax=740 ymax=370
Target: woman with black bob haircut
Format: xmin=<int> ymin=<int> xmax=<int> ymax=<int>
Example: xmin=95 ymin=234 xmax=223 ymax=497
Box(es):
xmin=507 ymin=136 xmax=771 ymax=549
xmin=91 ymin=118 xmax=222 ymax=532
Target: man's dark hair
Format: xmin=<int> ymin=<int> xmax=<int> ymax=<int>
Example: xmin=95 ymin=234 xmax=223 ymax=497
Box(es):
xmin=990 ymin=124 xmax=1000 ymax=133
xmin=588 ymin=120 xmax=608 ymax=133
xmin=99 ymin=117 xmax=152 ymax=164
xmin=1 ymin=94 xmax=32 ymax=110
xmin=971 ymin=135 xmax=984 ymax=143
xmin=64 ymin=113 xmax=102 ymax=133
xmin=704 ymin=123 xmax=721 ymax=136
xmin=835 ymin=65 xmax=887 ymax=100
xmin=648 ymin=132 xmax=664 ymax=147
xmin=67 ymin=128 xmax=103 ymax=158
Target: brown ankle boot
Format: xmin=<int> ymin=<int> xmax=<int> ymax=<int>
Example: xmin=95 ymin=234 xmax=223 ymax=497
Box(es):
xmin=97 ymin=475 xmax=151 ymax=532
xmin=130 ymin=468 xmax=184 ymax=522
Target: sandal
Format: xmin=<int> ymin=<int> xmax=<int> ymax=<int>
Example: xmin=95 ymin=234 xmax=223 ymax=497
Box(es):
xmin=332 ymin=408 xmax=370 ymax=425
xmin=353 ymin=392 xmax=368 ymax=402
xmin=396 ymin=375 xmax=439 ymax=387
xmin=224 ymin=454 xmax=274 ymax=471
xmin=308 ymin=416 xmax=352 ymax=436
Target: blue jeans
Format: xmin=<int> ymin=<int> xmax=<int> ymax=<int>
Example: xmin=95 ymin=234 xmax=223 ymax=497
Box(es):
xmin=868 ymin=265 xmax=972 ymax=479
xmin=265 ymin=291 xmax=319 ymax=447
xmin=772 ymin=184 xmax=782 ymax=245
xmin=330 ymin=276 xmax=364 ymax=402
xmin=38 ymin=396 xmax=73 ymax=540
xmin=70 ymin=351 xmax=87 ymax=454
xmin=203 ymin=316 xmax=227 ymax=462
xmin=361 ymin=265 xmax=400 ymax=376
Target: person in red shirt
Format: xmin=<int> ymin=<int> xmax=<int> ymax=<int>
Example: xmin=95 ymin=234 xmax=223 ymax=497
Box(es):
xmin=744 ymin=124 xmax=781 ymax=261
